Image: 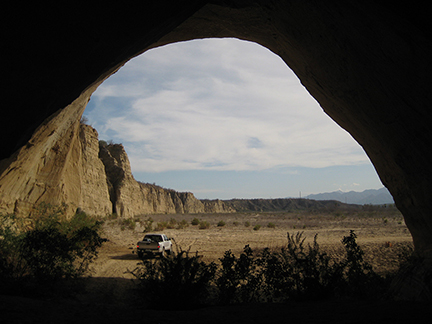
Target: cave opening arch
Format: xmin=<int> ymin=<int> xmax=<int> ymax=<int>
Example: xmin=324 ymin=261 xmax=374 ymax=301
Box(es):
xmin=2 ymin=1 xmax=432 ymax=298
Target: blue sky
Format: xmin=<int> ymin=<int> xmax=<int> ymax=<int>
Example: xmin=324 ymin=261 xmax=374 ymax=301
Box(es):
xmin=84 ymin=38 xmax=384 ymax=199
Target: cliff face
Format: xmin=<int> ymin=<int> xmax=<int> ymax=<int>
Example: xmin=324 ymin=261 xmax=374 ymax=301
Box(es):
xmin=77 ymin=125 xmax=112 ymax=216
xmin=0 ymin=115 xmax=232 ymax=218
xmin=98 ymin=143 xmax=234 ymax=217
xmin=0 ymin=89 xmax=112 ymax=217
xmin=96 ymin=138 xmax=235 ymax=217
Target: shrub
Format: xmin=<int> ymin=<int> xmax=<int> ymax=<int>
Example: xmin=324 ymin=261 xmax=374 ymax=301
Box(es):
xmin=339 ymin=230 xmax=384 ymax=296
xmin=199 ymin=221 xmax=210 ymax=229
xmin=141 ymin=217 xmax=153 ymax=233
xmin=253 ymin=225 xmax=261 ymax=231
xmin=244 ymin=221 xmax=250 ymax=227
xmin=130 ymin=248 xmax=217 ymax=309
xmin=217 ymin=245 xmax=262 ymax=304
xmin=267 ymin=222 xmax=276 ymax=228
xmin=0 ymin=203 xmax=105 ymax=286
xmin=154 ymin=221 xmax=168 ymax=231
xmin=217 ymin=220 xmax=226 ymax=227
xmin=126 ymin=230 xmax=389 ymax=307
xmin=191 ymin=218 xmax=200 ymax=226
xmin=217 ymin=231 xmax=385 ymax=303
xmin=258 ymin=232 xmax=343 ymax=301
xmin=167 ymin=218 xmax=178 ymax=229
xmin=177 ymin=219 xmax=189 ymax=229
xmin=118 ymin=218 xmax=136 ymax=231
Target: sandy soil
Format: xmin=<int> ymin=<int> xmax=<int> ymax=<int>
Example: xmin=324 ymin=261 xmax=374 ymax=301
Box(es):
xmin=3 ymin=210 xmax=431 ymax=323
xmin=92 ymin=211 xmax=413 ymax=279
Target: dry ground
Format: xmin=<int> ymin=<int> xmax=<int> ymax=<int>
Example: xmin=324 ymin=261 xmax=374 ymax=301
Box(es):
xmin=94 ymin=210 xmax=413 ymax=279
xmin=3 ymin=210 xmax=432 ymax=323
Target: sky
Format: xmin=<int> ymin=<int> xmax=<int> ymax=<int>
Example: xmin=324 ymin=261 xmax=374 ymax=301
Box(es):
xmin=84 ymin=38 xmax=384 ymax=200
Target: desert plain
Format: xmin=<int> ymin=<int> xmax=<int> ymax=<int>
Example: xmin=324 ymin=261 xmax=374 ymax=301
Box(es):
xmin=4 ymin=207 xmax=432 ymax=324
xmin=95 ymin=207 xmax=412 ymax=277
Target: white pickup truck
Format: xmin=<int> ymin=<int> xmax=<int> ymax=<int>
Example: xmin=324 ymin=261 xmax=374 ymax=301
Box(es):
xmin=136 ymin=233 xmax=173 ymax=258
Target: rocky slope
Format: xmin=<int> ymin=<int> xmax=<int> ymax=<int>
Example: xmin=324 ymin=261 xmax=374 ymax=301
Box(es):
xmin=220 ymin=198 xmax=364 ymax=213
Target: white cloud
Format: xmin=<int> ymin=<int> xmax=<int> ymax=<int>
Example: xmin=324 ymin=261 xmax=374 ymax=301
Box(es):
xmin=86 ymin=38 xmax=369 ymax=174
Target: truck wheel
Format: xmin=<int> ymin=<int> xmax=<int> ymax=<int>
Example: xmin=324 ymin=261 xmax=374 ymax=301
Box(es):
xmin=137 ymin=251 xmax=143 ymax=259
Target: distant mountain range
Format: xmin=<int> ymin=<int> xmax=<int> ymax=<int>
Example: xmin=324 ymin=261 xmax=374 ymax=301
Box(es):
xmin=305 ymin=187 xmax=394 ymax=205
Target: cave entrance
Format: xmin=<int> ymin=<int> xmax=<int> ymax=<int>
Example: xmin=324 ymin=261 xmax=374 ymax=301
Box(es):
xmin=83 ymin=38 xmax=384 ymax=201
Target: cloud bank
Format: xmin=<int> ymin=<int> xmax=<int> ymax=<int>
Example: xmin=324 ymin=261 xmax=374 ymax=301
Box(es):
xmin=86 ymin=38 xmax=369 ymax=176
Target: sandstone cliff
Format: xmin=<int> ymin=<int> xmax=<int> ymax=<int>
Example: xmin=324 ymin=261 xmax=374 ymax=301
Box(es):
xmin=0 ymin=107 xmax=233 ymax=218
xmin=0 ymin=90 xmax=112 ymax=217
xmin=98 ymin=142 xmax=234 ymax=217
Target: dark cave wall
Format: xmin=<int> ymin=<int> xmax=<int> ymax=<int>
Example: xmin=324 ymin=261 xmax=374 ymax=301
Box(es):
xmin=1 ymin=1 xmax=432 ymax=259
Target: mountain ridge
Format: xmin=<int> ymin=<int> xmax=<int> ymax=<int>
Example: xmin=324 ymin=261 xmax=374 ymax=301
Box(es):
xmin=305 ymin=188 xmax=394 ymax=205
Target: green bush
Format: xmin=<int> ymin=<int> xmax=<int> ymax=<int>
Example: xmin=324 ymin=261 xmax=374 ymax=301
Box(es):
xmin=199 ymin=221 xmax=210 ymax=229
xmin=118 ymin=218 xmax=136 ymax=231
xmin=130 ymin=248 xmax=217 ymax=309
xmin=339 ymin=230 xmax=383 ymax=296
xmin=217 ymin=245 xmax=262 ymax=304
xmin=0 ymin=203 xmax=105 ymax=287
xmin=154 ymin=221 xmax=168 ymax=231
xmin=141 ymin=217 xmax=153 ymax=233
xmin=129 ymin=230 xmax=389 ymax=306
xmin=177 ymin=219 xmax=189 ymax=229
xmin=216 ymin=231 xmax=385 ymax=303
xmin=258 ymin=232 xmax=343 ymax=301
xmin=191 ymin=218 xmax=200 ymax=226
xmin=217 ymin=220 xmax=226 ymax=227
xmin=253 ymin=225 xmax=261 ymax=231
xmin=267 ymin=222 xmax=276 ymax=228
xmin=167 ymin=218 xmax=178 ymax=229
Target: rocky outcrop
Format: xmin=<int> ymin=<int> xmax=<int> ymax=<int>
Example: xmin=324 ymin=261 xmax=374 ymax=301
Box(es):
xmin=0 ymin=115 xmax=232 ymax=218
xmin=202 ymin=199 xmax=236 ymax=213
xmin=77 ymin=125 xmax=112 ymax=216
xmin=0 ymin=89 xmax=111 ymax=217
xmin=98 ymin=140 xmax=234 ymax=218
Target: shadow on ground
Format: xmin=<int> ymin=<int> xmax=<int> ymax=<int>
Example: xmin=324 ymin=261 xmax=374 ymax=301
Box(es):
xmin=1 ymin=277 xmax=431 ymax=324
xmin=110 ymin=253 xmax=139 ymax=260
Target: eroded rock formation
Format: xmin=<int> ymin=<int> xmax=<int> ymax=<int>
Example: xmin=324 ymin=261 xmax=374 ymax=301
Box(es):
xmin=0 ymin=115 xmax=233 ymax=218
xmin=98 ymin=140 xmax=234 ymax=217
xmin=0 ymin=89 xmax=112 ymax=217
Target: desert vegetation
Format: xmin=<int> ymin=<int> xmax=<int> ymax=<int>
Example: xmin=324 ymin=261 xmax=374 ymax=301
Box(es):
xmin=0 ymin=203 xmax=105 ymax=293
xmin=129 ymin=230 xmax=403 ymax=309
xmin=1 ymin=203 xmax=420 ymax=322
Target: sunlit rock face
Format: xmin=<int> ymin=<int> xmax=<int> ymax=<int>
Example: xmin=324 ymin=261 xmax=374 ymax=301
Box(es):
xmin=0 ymin=93 xmax=112 ymax=217
xmin=1 ymin=1 xmax=432 ymax=297
xmin=0 ymin=88 xmax=112 ymax=217
xmin=98 ymin=142 xmax=232 ymax=217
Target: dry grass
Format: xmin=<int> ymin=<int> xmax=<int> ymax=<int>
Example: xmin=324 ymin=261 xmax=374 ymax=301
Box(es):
xmin=97 ymin=208 xmax=412 ymax=278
